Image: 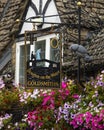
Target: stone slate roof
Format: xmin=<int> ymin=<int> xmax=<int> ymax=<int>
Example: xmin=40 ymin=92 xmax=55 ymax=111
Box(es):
xmin=0 ymin=0 xmax=7 ymax=15
xmin=0 ymin=0 xmax=104 ymax=76
xmin=0 ymin=0 xmax=29 ymax=58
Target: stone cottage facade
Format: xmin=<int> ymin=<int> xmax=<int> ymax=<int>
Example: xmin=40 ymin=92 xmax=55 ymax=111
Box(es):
xmin=0 ymin=0 xmax=104 ymax=84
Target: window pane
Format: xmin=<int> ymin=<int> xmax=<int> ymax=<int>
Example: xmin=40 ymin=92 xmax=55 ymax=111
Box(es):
xmin=19 ymin=45 xmax=30 ymax=84
xmin=50 ymin=38 xmax=60 ymax=62
xmin=35 ymin=40 xmax=46 ymax=66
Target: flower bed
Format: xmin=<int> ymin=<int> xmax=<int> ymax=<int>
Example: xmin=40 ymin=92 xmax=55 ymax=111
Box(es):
xmin=0 ymin=70 xmax=104 ymax=129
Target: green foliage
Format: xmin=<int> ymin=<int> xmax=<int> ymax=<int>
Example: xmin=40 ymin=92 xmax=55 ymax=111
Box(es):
xmin=0 ymin=70 xmax=104 ymax=129
xmin=0 ymin=88 xmax=20 ymax=113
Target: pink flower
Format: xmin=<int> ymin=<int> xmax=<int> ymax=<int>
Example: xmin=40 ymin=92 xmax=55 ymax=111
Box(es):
xmin=70 ymin=120 xmax=78 ymax=129
xmin=50 ymin=91 xmax=55 ymax=96
xmin=64 ymin=89 xmax=70 ymax=96
xmin=72 ymin=94 xmax=79 ymax=99
xmin=49 ymin=103 xmax=55 ymax=109
xmin=38 ymin=122 xmax=43 ymax=127
xmin=61 ymin=81 xmax=67 ymax=89
xmin=85 ymin=112 xmax=92 ymax=124
xmin=42 ymin=95 xmax=51 ymax=105
xmin=70 ymin=113 xmax=84 ymax=129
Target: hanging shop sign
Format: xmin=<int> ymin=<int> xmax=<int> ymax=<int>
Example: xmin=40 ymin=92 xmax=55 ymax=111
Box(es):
xmin=24 ymin=30 xmax=62 ymax=89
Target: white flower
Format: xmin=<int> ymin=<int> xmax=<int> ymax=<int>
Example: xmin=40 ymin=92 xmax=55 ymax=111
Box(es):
xmin=25 ymin=101 xmax=27 ymax=104
xmin=94 ymin=107 xmax=99 ymax=113
xmin=20 ymin=98 xmax=25 ymax=102
xmin=64 ymin=103 xmax=71 ymax=109
xmin=15 ymin=122 xmax=18 ymax=126
xmin=24 ymin=114 xmax=27 ymax=117
xmin=101 ymin=70 xmax=104 ymax=73
xmin=99 ymin=107 xmax=102 ymax=110
xmin=70 ymin=113 xmax=75 ymax=119
xmin=7 ymin=125 xmax=11 ymax=129
xmin=33 ymin=89 xmax=39 ymax=95
xmin=22 ymin=118 xmax=27 ymax=122
xmin=31 ymin=94 xmax=37 ymax=99
xmin=64 ymin=115 xmax=69 ymax=121
xmin=94 ymin=85 xmax=97 ymax=88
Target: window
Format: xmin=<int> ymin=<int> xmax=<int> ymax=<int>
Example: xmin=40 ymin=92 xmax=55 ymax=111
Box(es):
xmin=15 ymin=42 xmax=30 ymax=85
xmin=15 ymin=33 xmax=61 ymax=85
xmin=30 ymin=40 xmax=46 ymax=67
xmin=50 ymin=38 xmax=60 ymax=62
xmin=19 ymin=45 xmax=30 ymax=83
xmin=35 ymin=40 xmax=46 ymax=60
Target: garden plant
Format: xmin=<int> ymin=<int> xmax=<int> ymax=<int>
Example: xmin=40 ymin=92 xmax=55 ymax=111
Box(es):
xmin=0 ymin=70 xmax=104 ymax=130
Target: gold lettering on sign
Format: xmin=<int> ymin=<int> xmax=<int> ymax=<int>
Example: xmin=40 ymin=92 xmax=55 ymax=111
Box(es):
xmin=27 ymin=81 xmax=59 ymax=87
xmin=51 ymin=71 xmax=60 ymax=77
xmin=27 ymin=69 xmax=39 ymax=78
xmin=45 ymin=75 xmax=51 ymax=79
xmin=27 ymin=69 xmax=59 ymax=79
